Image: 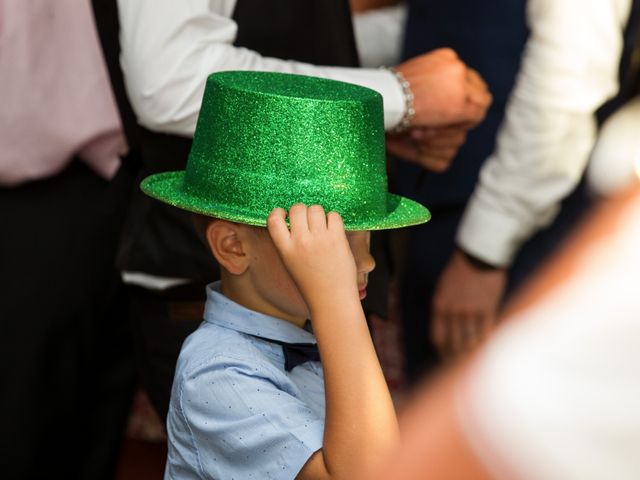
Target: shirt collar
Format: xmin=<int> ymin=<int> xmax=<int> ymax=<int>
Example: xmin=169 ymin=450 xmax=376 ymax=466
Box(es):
xmin=203 ymin=281 xmax=316 ymax=344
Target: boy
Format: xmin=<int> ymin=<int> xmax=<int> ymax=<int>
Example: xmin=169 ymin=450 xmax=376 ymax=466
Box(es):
xmin=141 ymin=71 xmax=430 ymax=479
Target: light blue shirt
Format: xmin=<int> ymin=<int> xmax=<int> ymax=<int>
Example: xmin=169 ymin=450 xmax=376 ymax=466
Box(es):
xmin=165 ymin=282 xmax=325 ymax=480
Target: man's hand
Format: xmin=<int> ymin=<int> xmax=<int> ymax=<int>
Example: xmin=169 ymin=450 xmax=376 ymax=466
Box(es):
xmin=386 ymin=125 xmax=468 ymax=172
xmin=395 ymin=48 xmax=492 ymax=128
xmin=267 ymin=204 xmax=359 ymax=313
xmin=431 ymin=249 xmax=506 ymax=358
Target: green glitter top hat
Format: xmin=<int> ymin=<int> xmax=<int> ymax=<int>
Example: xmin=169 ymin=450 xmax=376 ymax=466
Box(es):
xmin=141 ymin=71 xmax=430 ymax=230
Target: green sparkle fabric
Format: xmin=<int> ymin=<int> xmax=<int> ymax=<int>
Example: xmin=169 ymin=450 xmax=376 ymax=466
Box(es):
xmin=141 ymin=71 xmax=430 ymax=230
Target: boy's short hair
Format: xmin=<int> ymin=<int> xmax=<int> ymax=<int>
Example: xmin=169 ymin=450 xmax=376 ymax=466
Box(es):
xmin=192 ymin=213 xmax=214 ymax=245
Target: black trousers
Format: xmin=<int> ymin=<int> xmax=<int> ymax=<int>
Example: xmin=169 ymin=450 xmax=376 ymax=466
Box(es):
xmin=128 ymin=282 xmax=209 ymax=422
xmin=0 ymin=161 xmax=136 ymax=480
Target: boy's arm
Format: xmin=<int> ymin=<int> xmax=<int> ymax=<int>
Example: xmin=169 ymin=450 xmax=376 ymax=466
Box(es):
xmin=267 ymin=204 xmax=399 ymax=480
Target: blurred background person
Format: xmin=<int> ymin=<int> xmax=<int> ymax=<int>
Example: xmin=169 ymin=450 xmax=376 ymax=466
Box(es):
xmin=374 ymin=163 xmax=640 ymax=479
xmin=113 ymin=0 xmax=491 ymax=422
xmin=0 ymin=1 xmax=140 ymax=478
xmin=393 ymin=0 xmax=640 ymax=382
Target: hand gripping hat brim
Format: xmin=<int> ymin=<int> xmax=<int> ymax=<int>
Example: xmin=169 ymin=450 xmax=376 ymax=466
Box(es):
xmin=141 ymin=71 xmax=431 ymax=231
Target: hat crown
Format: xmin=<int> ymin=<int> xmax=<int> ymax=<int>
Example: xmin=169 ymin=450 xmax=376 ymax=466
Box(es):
xmin=183 ymin=71 xmax=388 ymax=225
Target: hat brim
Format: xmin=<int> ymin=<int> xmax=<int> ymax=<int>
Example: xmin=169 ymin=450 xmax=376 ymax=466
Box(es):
xmin=141 ymin=171 xmax=430 ymax=231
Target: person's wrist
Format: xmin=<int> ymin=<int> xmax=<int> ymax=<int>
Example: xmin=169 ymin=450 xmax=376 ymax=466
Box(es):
xmin=383 ymin=66 xmax=415 ymax=134
xmin=307 ymin=288 xmax=361 ymax=320
xmin=458 ymin=248 xmax=501 ymax=271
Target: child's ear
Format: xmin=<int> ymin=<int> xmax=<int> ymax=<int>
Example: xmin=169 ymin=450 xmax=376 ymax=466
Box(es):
xmin=205 ymin=221 xmax=250 ymax=275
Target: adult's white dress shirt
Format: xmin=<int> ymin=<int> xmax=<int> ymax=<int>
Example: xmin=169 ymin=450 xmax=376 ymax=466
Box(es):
xmin=116 ymin=0 xmax=406 ymax=135
xmin=456 ymin=0 xmax=633 ymax=266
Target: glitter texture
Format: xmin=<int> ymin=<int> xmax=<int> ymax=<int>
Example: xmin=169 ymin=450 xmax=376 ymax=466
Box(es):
xmin=141 ymin=71 xmax=430 ymax=230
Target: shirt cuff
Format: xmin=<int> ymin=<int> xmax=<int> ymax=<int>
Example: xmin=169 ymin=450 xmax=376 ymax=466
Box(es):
xmin=455 ymin=200 xmax=526 ymax=268
xmin=324 ymin=66 xmax=405 ymax=131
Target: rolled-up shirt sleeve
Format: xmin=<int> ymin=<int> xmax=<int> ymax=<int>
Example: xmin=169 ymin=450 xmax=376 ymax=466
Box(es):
xmin=166 ymin=354 xmax=324 ymax=480
xmin=456 ymin=0 xmax=632 ymax=267
xmin=116 ymin=0 xmax=404 ymax=136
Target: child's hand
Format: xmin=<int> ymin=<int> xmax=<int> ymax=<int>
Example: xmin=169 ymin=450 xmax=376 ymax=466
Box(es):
xmin=267 ymin=204 xmax=359 ymax=313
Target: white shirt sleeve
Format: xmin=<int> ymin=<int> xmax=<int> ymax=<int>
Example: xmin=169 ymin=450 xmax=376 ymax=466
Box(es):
xmin=458 ymin=192 xmax=640 ymax=480
xmin=456 ymin=0 xmax=632 ymax=267
xmin=116 ymin=0 xmax=405 ymax=136
xmin=352 ymin=3 xmax=407 ymax=68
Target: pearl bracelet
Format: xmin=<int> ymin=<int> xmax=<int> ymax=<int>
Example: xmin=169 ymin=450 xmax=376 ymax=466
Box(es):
xmin=385 ymin=67 xmax=415 ymax=134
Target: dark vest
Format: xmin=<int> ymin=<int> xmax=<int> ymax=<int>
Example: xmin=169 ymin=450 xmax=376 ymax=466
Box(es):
xmin=92 ymin=0 xmax=359 ymax=281
xmin=396 ymin=0 xmax=640 ymax=208
xmin=396 ymin=0 xmax=529 ymax=207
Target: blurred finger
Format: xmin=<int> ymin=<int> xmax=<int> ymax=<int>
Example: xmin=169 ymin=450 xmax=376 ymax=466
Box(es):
xmin=463 ymin=315 xmax=483 ymax=351
xmin=307 ymin=204 xmax=327 ymax=232
xmin=461 ymin=101 xmax=490 ymax=126
xmin=419 ymin=157 xmax=452 ymax=173
xmin=326 ymin=210 xmax=345 ymax=231
xmin=466 ymin=67 xmax=489 ymax=92
xmin=409 ymin=128 xmax=437 ymax=142
xmin=433 ymin=47 xmax=458 ymax=60
xmin=467 ymin=87 xmax=493 ymax=110
xmin=409 ymin=129 xmax=426 ymax=142
xmin=448 ymin=315 xmax=466 ymax=356
xmin=415 ymin=149 xmax=455 ymax=172
xmin=417 ymin=144 xmax=458 ymax=160
xmin=480 ymin=311 xmax=497 ymax=339
xmin=430 ymin=313 xmax=448 ymax=356
xmin=266 ymin=208 xmax=290 ymax=246
xmin=422 ymin=129 xmax=467 ymax=148
xmin=386 ymin=134 xmax=419 ymax=161
xmin=288 ymin=203 xmax=309 ymax=233
xmin=441 ymin=313 xmax=459 ymax=358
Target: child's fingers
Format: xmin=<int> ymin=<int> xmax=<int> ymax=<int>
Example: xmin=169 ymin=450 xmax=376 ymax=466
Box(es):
xmin=288 ymin=203 xmax=309 ymax=233
xmin=326 ymin=211 xmax=345 ymax=232
xmin=266 ymin=208 xmax=290 ymax=247
xmin=307 ymin=205 xmax=327 ymax=232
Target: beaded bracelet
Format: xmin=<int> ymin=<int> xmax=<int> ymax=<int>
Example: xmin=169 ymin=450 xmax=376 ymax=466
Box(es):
xmin=385 ymin=67 xmax=416 ymax=134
